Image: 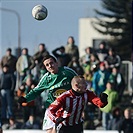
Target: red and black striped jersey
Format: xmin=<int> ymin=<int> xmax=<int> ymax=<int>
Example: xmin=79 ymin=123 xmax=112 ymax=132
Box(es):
xmin=48 ymin=89 xmax=107 ymax=126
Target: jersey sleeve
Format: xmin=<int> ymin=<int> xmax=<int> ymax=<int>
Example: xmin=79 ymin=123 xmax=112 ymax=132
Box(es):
xmin=25 ymin=73 xmax=49 ymax=102
xmin=48 ymin=93 xmax=66 ymax=123
xmin=87 ymin=90 xmax=108 ymax=108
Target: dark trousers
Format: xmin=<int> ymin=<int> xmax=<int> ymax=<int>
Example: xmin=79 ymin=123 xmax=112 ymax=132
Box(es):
xmin=58 ymin=123 xmax=83 ymax=133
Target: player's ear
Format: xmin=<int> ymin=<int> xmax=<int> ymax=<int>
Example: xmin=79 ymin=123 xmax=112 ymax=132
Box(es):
xmin=75 ymin=83 xmax=79 ymax=88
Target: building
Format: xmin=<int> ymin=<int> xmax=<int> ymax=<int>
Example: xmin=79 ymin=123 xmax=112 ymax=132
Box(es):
xmin=79 ymin=17 xmax=111 ymax=56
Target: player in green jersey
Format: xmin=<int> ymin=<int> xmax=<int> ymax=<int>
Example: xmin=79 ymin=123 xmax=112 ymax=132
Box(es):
xmin=18 ymin=55 xmax=77 ymax=133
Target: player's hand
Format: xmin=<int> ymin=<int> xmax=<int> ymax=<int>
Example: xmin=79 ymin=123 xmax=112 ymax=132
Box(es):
xmin=100 ymin=93 xmax=108 ymax=103
xmin=55 ymin=117 xmax=65 ymax=125
xmin=18 ymin=96 xmax=27 ymax=105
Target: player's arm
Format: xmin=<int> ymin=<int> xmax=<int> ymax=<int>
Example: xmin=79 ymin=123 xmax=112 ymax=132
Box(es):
xmin=18 ymin=73 xmax=48 ymax=104
xmin=48 ymin=95 xmax=65 ymax=123
xmin=87 ymin=90 xmax=108 ymax=108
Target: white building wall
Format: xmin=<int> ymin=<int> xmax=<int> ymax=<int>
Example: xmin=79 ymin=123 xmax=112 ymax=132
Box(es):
xmin=79 ymin=18 xmax=110 ymax=57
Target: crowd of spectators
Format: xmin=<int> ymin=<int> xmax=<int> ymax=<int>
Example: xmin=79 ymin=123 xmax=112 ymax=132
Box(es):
xmin=0 ymin=36 xmax=133 ymax=132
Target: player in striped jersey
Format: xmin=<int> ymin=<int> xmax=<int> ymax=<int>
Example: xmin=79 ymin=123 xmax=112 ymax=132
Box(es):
xmin=18 ymin=55 xmax=77 ymax=133
xmin=48 ymin=75 xmax=108 ymax=133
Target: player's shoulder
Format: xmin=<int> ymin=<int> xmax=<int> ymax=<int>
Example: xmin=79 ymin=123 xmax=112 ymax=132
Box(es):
xmin=86 ymin=89 xmax=95 ymax=95
xmin=62 ymin=66 xmax=77 ymax=75
xmin=39 ymin=72 xmax=49 ymax=81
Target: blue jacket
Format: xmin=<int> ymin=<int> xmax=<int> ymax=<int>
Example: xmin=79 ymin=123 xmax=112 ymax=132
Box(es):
xmin=92 ymin=69 xmax=110 ymax=96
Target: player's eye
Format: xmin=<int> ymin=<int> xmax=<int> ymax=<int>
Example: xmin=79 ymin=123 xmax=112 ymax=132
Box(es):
xmin=45 ymin=63 xmax=49 ymax=67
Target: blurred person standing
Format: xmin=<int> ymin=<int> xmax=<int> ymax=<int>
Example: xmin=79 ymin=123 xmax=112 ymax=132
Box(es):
xmin=92 ymin=62 xmax=110 ymax=96
xmin=68 ymin=57 xmax=84 ymax=75
xmin=108 ymin=107 xmax=122 ymax=130
xmin=16 ymin=48 xmax=35 ymax=85
xmin=100 ymin=82 xmax=119 ymax=130
xmin=89 ymin=53 xmax=100 ymax=73
xmin=52 ymin=46 xmax=71 ymax=67
xmin=17 ymin=74 xmax=37 ymax=122
xmin=118 ymin=108 xmax=133 ymax=133
xmin=96 ymin=41 xmax=108 ymax=62
xmin=0 ymin=48 xmax=17 ymax=74
xmin=33 ymin=43 xmax=49 ymax=78
xmin=79 ymin=47 xmax=92 ymax=67
xmin=65 ymin=36 xmax=79 ymax=61
xmin=108 ymin=67 xmax=125 ymax=102
xmin=105 ymin=47 xmax=121 ymax=72
xmin=0 ymin=65 xmax=16 ymax=124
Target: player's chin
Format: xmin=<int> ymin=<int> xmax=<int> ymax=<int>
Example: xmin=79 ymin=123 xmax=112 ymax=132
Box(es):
xmin=49 ymin=69 xmax=56 ymax=74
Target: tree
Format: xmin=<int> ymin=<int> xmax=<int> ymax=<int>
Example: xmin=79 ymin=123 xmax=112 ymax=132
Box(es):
xmin=92 ymin=0 xmax=132 ymax=60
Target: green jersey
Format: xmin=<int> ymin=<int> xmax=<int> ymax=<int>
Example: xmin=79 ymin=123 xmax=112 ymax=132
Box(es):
xmin=25 ymin=67 xmax=77 ymax=108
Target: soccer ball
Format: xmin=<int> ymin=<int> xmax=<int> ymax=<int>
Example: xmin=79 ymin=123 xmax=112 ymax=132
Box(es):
xmin=32 ymin=4 xmax=48 ymax=21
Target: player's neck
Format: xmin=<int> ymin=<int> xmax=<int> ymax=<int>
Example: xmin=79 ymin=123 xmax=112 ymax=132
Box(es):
xmin=72 ymin=89 xmax=83 ymax=96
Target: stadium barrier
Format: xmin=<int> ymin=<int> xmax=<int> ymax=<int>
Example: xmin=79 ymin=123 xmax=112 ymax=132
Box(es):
xmin=3 ymin=129 xmax=119 ymax=133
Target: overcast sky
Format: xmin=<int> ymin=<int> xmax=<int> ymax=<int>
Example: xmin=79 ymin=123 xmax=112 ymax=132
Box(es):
xmin=0 ymin=0 xmax=102 ymax=58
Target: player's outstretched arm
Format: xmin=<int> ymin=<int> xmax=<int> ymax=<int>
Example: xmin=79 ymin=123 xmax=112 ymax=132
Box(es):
xmin=88 ymin=91 xmax=108 ymax=108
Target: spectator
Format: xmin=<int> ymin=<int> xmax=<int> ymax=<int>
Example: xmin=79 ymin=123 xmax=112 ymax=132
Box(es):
xmin=96 ymin=41 xmax=108 ymax=62
xmin=33 ymin=43 xmax=49 ymax=78
xmin=80 ymin=47 xmax=92 ymax=68
xmin=68 ymin=57 xmax=84 ymax=75
xmin=92 ymin=62 xmax=110 ymax=96
xmin=17 ymin=74 xmax=37 ymax=122
xmin=108 ymin=67 xmax=125 ymax=102
xmin=16 ymin=48 xmax=35 ymax=85
xmin=52 ymin=46 xmax=71 ymax=67
xmin=118 ymin=108 xmax=133 ymax=133
xmin=0 ymin=65 xmax=16 ymax=124
xmin=65 ymin=36 xmax=79 ymax=61
xmin=0 ymin=48 xmax=17 ymax=74
xmin=21 ymin=115 xmax=41 ymax=129
xmin=100 ymin=82 xmax=119 ymax=130
xmin=47 ymin=75 xmax=108 ymax=133
xmin=2 ymin=118 xmax=20 ymax=130
xmin=105 ymin=47 xmax=121 ymax=72
xmin=89 ymin=53 xmax=100 ymax=73
xmin=80 ymin=47 xmax=93 ymax=82
xmin=18 ymin=55 xmax=77 ymax=133
xmin=108 ymin=107 xmax=122 ymax=130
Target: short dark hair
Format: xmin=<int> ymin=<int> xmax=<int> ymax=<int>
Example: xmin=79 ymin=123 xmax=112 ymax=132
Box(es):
xmin=6 ymin=48 xmax=12 ymax=52
xmin=39 ymin=43 xmax=45 ymax=47
xmin=43 ymin=55 xmax=57 ymax=62
xmin=22 ymin=48 xmax=28 ymax=52
xmin=99 ymin=41 xmax=106 ymax=46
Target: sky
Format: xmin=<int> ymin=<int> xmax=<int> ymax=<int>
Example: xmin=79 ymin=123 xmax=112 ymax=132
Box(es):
xmin=0 ymin=0 xmax=102 ymax=58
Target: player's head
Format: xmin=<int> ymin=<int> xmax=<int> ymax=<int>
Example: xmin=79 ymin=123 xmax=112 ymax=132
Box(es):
xmin=71 ymin=75 xmax=87 ymax=94
xmin=43 ymin=55 xmax=58 ymax=74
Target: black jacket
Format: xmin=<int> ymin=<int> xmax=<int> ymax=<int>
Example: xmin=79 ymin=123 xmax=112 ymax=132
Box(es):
xmin=0 ymin=72 xmax=16 ymax=91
